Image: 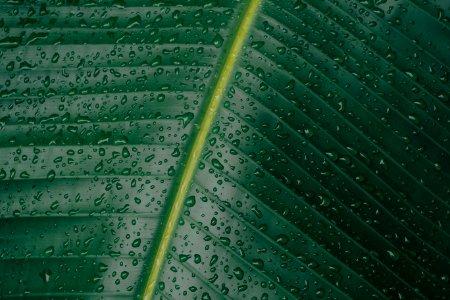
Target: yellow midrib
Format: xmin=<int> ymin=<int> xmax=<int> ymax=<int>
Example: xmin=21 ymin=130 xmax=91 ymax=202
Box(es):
xmin=142 ymin=1 xmax=261 ymax=299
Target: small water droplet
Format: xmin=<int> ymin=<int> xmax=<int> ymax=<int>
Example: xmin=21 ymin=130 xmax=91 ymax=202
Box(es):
xmin=284 ymin=79 xmax=295 ymax=91
xmin=0 ymin=169 xmax=6 ymax=180
xmin=209 ymin=254 xmax=218 ymax=266
xmin=185 ymin=195 xmax=196 ymax=207
xmin=39 ymin=269 xmax=52 ymax=283
xmin=171 ymin=148 xmax=180 ymax=157
xmin=120 ymin=271 xmax=129 ymax=280
xmin=132 ymin=238 xmax=141 ymax=248
xmin=387 ymin=249 xmax=400 ymax=261
xmin=252 ymin=258 xmax=264 ymax=269
xmin=122 ymin=147 xmax=130 ymax=158
xmin=276 ymin=234 xmax=289 ymax=245
xmin=98 ymin=263 xmax=108 ymax=272
xmin=211 ymin=158 xmax=224 ymax=170
xmin=176 ymin=112 xmax=194 ymax=128
xmin=46 ymin=170 xmax=56 ymax=182
xmin=94 ymin=160 xmax=104 ymax=172
xmin=168 ymin=166 xmax=176 ymax=176
xmin=212 ymin=34 xmax=224 ymax=48
xmin=233 ymin=267 xmax=244 ymax=280
xmin=44 ymin=246 xmax=54 ymax=257
xmin=179 ymin=254 xmax=191 ymax=262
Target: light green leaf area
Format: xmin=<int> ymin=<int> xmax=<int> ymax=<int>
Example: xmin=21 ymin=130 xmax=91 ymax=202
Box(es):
xmin=1 ymin=0 xmax=449 ymax=299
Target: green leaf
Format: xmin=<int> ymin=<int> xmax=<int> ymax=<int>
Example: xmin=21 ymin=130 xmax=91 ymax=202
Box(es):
xmin=1 ymin=0 xmax=449 ymax=299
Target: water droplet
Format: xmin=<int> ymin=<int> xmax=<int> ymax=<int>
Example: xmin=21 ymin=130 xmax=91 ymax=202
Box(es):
xmin=254 ymin=168 xmax=265 ymax=178
xmin=211 ymin=158 xmax=224 ymax=170
xmin=51 ymin=52 xmax=60 ymax=63
xmin=194 ymin=254 xmax=202 ymax=264
xmin=168 ymin=166 xmax=176 ymax=176
xmin=259 ymin=82 xmax=269 ymax=91
xmin=102 ymin=16 xmax=118 ymax=29
xmin=208 ymin=273 xmax=218 ymax=283
xmin=405 ymin=70 xmax=417 ymax=81
xmin=46 ymin=170 xmax=56 ymax=182
xmin=179 ymin=254 xmax=191 ymax=262
xmin=316 ymin=287 xmax=325 ymax=298
xmin=277 ymin=47 xmax=286 ymax=54
xmin=122 ymin=147 xmax=130 ymax=158
xmin=39 ymin=269 xmax=52 ymax=283
xmin=294 ymin=0 xmax=307 ymax=10
xmin=387 ymin=249 xmax=400 ymax=261
xmin=252 ymin=258 xmax=264 ymax=269
xmin=251 ymin=41 xmax=265 ymax=49
xmin=127 ymin=15 xmax=141 ymax=28
xmin=6 ymin=61 xmax=14 ymax=71
xmin=251 ymin=205 xmax=263 ymax=218
xmin=385 ymin=47 xmax=396 ymax=61
xmin=220 ymin=236 xmax=230 ymax=246
xmin=408 ymin=113 xmax=420 ymax=125
xmin=304 ymin=127 xmax=314 ymax=138
xmin=434 ymin=163 xmax=442 ymax=172
xmin=44 ymin=246 xmax=54 ymax=257
xmin=98 ymin=263 xmax=108 ymax=272
xmin=0 ymin=36 xmax=21 ymax=48
xmin=94 ymin=194 xmax=105 ymax=206
xmin=209 ymin=255 xmax=218 ymax=266
xmin=176 ymin=112 xmax=194 ymax=128
xmin=50 ymin=201 xmax=59 ymax=210
xmin=171 ymin=148 xmax=181 ymax=157
xmin=132 ymin=238 xmax=141 ymax=248
xmin=284 ymin=79 xmax=295 ymax=91
xmin=238 ymin=284 xmax=248 ymax=292
xmin=212 ymin=34 xmax=224 ymax=48
xmin=19 ymin=171 xmax=30 ymax=179
xmin=276 ymin=234 xmax=289 ymax=245
xmin=95 ymin=160 xmax=104 ymax=172
xmin=233 ymin=267 xmax=244 ymax=280
xmin=120 ymin=271 xmax=129 ymax=280
xmin=96 ymin=284 xmax=105 ymax=293
xmin=185 ymin=195 xmax=196 ymax=207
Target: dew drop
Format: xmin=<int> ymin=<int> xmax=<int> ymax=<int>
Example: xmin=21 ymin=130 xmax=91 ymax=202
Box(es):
xmin=44 ymin=246 xmax=54 ymax=257
xmin=211 ymin=158 xmax=224 ymax=170
xmin=185 ymin=195 xmax=196 ymax=207
xmin=46 ymin=170 xmax=56 ymax=182
xmin=179 ymin=254 xmax=191 ymax=263
xmin=233 ymin=267 xmax=244 ymax=280
xmin=212 ymin=34 xmax=224 ymax=48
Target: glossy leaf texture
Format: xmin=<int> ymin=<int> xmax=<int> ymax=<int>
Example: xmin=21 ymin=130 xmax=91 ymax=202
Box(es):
xmin=1 ymin=0 xmax=449 ymax=299
xmin=0 ymin=0 xmax=243 ymax=298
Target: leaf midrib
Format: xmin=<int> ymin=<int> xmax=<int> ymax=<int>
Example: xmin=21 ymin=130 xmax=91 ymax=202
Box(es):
xmin=140 ymin=1 xmax=262 ymax=299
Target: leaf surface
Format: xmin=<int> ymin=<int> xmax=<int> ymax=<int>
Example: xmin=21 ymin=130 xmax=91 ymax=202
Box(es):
xmin=1 ymin=0 xmax=449 ymax=299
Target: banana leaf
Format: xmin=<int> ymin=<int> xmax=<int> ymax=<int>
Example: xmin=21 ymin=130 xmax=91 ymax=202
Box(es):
xmin=1 ymin=0 xmax=449 ymax=299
